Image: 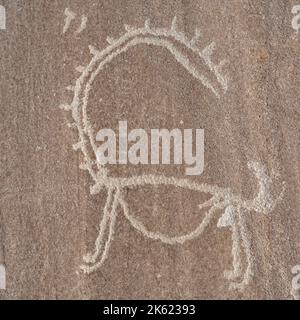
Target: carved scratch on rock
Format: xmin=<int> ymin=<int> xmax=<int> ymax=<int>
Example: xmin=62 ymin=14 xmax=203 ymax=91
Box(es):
xmin=59 ymin=17 xmax=284 ymax=291
xmin=63 ymin=8 xmax=76 ymax=34
xmin=63 ymin=8 xmax=87 ymax=35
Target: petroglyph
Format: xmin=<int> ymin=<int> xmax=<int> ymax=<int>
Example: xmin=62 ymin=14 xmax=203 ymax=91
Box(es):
xmin=63 ymin=8 xmax=87 ymax=35
xmin=75 ymin=15 xmax=87 ymax=34
xmin=0 ymin=5 xmax=5 ymax=30
xmin=59 ymin=18 xmax=285 ymax=290
xmin=63 ymin=8 xmax=76 ymax=34
xmin=292 ymin=5 xmax=300 ymax=34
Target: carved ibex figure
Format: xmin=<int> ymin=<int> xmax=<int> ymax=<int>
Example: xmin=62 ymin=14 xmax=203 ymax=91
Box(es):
xmin=59 ymin=17 xmax=285 ymax=290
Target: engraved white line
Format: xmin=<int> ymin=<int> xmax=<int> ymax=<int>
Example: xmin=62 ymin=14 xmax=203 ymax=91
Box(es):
xmin=59 ymin=18 xmax=284 ymax=291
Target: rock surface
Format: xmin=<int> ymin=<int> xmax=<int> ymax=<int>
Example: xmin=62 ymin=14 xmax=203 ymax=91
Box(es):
xmin=0 ymin=0 xmax=299 ymax=299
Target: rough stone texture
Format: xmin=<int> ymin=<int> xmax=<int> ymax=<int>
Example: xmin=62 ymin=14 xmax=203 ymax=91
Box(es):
xmin=0 ymin=0 xmax=299 ymax=299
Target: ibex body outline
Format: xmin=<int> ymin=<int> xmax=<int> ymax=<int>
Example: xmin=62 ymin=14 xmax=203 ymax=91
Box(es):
xmin=60 ymin=17 xmax=285 ymax=290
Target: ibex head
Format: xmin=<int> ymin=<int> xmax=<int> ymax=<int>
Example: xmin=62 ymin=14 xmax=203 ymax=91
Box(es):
xmin=247 ymin=160 xmax=285 ymax=215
